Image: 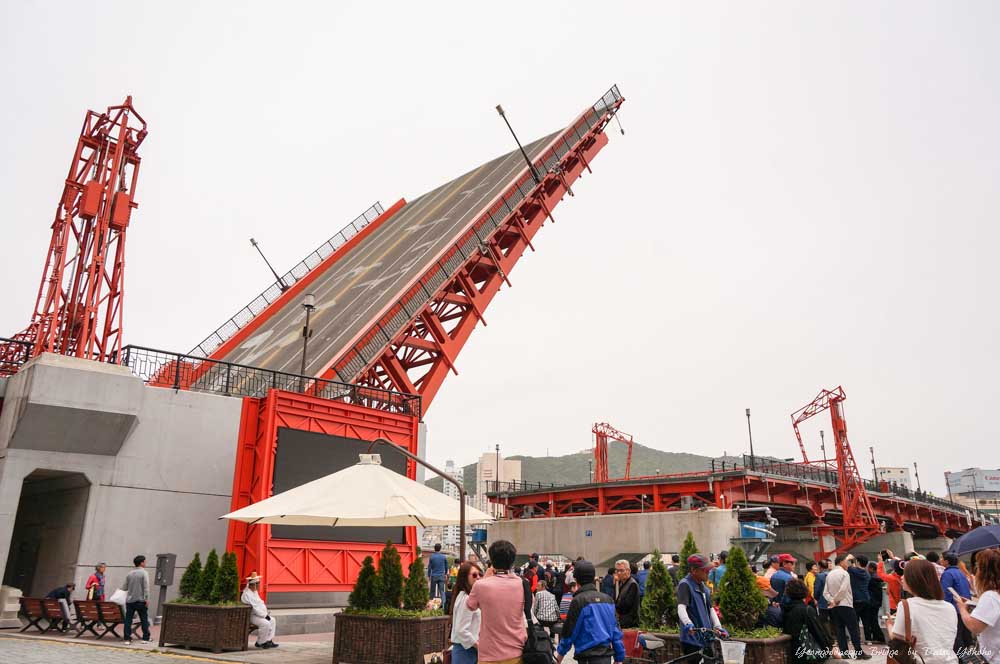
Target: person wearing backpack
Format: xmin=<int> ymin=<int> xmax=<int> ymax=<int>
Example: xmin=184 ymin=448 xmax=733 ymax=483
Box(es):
xmin=555 ymin=560 xmax=624 ymax=664
xmin=783 ymin=578 xmax=833 ymax=664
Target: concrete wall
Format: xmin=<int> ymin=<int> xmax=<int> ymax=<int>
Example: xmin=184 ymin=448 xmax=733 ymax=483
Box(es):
xmin=487 ymin=508 xmax=741 ymax=565
xmin=0 ymin=354 xmax=242 ymax=602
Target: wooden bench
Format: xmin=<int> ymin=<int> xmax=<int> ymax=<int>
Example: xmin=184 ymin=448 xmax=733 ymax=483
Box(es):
xmin=94 ymin=601 xmax=141 ymax=640
xmin=19 ymin=597 xmax=66 ymax=633
xmin=73 ymin=600 xmax=102 ymax=638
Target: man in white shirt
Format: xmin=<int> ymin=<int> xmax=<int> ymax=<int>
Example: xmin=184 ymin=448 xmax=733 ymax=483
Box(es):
xmin=241 ymin=572 xmax=279 ymax=649
xmin=824 ymin=553 xmax=869 ymax=659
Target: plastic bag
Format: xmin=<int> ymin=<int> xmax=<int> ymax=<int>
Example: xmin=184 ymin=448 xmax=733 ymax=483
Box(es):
xmin=109 ymin=588 xmax=127 ymax=606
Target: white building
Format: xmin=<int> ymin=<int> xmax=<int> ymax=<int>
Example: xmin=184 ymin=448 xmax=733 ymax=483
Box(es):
xmin=475 ymin=452 xmax=521 ymax=518
xmin=946 ymin=468 xmax=1000 ymax=519
xmin=877 ymin=466 xmax=912 ymax=490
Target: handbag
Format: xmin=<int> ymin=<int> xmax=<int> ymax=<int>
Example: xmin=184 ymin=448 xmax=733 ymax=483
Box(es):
xmin=797 ymin=607 xmax=827 ymax=663
xmin=888 ymin=600 xmax=923 ymax=664
xmin=522 ymin=579 xmax=555 ymax=664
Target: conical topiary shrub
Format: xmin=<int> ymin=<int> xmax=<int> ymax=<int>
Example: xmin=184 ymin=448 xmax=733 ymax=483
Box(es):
xmin=211 ymin=552 xmax=241 ymax=604
xmin=403 ymin=548 xmax=430 ymax=611
xmin=377 ymin=541 xmax=405 ymax=609
xmin=348 ymin=556 xmax=382 ymax=610
xmin=196 ymin=549 xmax=220 ymax=603
xmin=678 ymin=531 xmax=698 ymax=578
xmin=640 ymin=549 xmax=678 ymax=629
xmin=718 ymin=546 xmax=766 ymax=630
xmin=178 ymin=552 xmax=202 ymax=600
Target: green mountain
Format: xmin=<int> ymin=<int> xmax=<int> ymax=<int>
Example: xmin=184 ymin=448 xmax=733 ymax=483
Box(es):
xmin=426 ymin=443 xmax=746 ymax=495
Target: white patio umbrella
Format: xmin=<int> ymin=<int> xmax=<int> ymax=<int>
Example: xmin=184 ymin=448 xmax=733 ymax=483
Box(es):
xmin=221 ymin=448 xmax=492 ymax=565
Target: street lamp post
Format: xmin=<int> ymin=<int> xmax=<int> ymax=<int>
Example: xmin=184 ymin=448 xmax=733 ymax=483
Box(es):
xmin=589 ymin=459 xmax=593 ymax=483
xmin=496 ymin=104 xmax=542 ymax=185
xmin=869 ymin=446 xmax=878 ymax=487
xmin=745 ymin=408 xmax=755 ymax=470
xmin=820 ymin=430 xmax=828 ymax=483
xmin=913 ymin=462 xmax=922 ymax=493
xmin=368 ymin=438 xmax=469 ymax=563
xmin=250 ymin=238 xmax=289 ymax=291
xmin=299 ymin=293 xmax=316 ymax=387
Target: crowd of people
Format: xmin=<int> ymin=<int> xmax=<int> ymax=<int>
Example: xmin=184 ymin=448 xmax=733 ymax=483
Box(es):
xmin=433 ymin=539 xmax=1000 ymax=664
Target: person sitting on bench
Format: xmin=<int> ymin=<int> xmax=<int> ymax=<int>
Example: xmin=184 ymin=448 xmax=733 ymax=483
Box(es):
xmin=45 ymin=582 xmax=76 ymax=629
xmin=241 ymin=572 xmax=279 ymax=649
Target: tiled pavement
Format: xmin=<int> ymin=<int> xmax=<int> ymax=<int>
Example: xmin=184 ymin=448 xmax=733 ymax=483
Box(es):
xmin=0 ymin=628 xmax=891 ymax=664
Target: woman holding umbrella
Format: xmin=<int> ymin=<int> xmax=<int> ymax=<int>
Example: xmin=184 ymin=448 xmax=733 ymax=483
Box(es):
xmin=957 ymin=548 xmax=1000 ymax=663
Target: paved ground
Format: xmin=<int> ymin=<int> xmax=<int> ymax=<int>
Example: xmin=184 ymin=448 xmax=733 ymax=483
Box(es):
xmin=215 ymin=129 xmax=562 ymax=380
xmin=0 ymin=630 xmax=892 ymax=664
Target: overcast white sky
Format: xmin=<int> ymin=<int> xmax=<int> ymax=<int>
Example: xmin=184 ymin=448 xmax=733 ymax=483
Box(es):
xmin=2 ymin=2 xmax=997 ymax=496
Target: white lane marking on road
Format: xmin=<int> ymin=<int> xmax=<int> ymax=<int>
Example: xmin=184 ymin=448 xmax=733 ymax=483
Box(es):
xmin=405 ymin=216 xmax=448 ymax=232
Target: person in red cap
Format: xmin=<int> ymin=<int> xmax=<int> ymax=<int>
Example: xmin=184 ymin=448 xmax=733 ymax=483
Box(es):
xmin=770 ymin=554 xmax=797 ymax=607
xmin=677 ymin=553 xmax=727 ymax=661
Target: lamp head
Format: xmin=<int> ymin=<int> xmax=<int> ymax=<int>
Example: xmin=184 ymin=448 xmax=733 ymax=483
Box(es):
xmin=303 ymin=293 xmax=316 ymax=309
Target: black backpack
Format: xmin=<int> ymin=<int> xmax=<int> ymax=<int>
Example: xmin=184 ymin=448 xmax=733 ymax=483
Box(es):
xmin=522 ymin=578 xmax=555 ymax=664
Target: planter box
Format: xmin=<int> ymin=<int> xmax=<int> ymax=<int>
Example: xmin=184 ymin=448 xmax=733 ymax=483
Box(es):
xmin=159 ymin=603 xmax=251 ymax=653
xmin=333 ymin=612 xmax=450 ymax=664
xmin=627 ymin=632 xmax=791 ymax=664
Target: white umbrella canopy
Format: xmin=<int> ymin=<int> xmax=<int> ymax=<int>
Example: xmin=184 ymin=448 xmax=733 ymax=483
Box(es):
xmin=221 ymin=454 xmax=493 ymax=528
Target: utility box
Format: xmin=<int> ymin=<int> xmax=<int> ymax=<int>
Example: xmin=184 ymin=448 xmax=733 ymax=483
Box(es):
xmin=154 ymin=553 xmax=177 ymax=586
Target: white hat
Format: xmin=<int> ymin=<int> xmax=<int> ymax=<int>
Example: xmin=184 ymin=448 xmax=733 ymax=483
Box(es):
xmin=246 ymin=572 xmax=262 ymax=584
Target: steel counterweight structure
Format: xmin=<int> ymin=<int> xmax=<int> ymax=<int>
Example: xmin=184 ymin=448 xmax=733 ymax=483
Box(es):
xmin=200 ymin=86 xmax=625 ymax=412
xmin=790 ymin=386 xmax=882 ymax=557
xmin=0 ymin=97 xmax=147 ymax=373
xmin=593 ymin=422 xmax=635 ymax=483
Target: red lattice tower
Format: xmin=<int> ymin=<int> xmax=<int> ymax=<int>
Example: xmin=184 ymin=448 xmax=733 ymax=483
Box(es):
xmin=791 ymin=386 xmax=883 ymax=558
xmin=593 ymin=421 xmax=634 ymax=483
xmin=0 ymin=97 xmax=147 ymax=373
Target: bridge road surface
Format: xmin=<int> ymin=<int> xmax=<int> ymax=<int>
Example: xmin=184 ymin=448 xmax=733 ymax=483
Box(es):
xmin=214 ymin=130 xmax=562 ymax=380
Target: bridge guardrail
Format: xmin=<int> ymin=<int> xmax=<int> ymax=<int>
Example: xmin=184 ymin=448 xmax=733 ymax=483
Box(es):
xmin=190 ymin=202 xmax=385 ymax=358
xmin=117 ymin=344 xmax=420 ymax=418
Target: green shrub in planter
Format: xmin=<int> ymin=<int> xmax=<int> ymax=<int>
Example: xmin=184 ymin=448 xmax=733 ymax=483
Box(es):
xmin=403 ymin=548 xmax=430 ymax=611
xmin=196 ymin=549 xmax=220 ymax=603
xmin=678 ymin=532 xmax=698 ymax=578
xmin=377 ymin=541 xmax=405 ymax=609
xmin=211 ymin=552 xmax=240 ymax=605
xmin=349 ymin=556 xmax=382 ymax=611
xmin=718 ymin=546 xmax=767 ymax=630
xmin=178 ymin=552 xmax=201 ymax=600
xmin=640 ymin=549 xmax=677 ymax=629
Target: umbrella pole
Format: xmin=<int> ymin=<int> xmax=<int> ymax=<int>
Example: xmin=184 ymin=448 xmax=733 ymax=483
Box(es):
xmin=368 ymin=438 xmax=468 ymax=563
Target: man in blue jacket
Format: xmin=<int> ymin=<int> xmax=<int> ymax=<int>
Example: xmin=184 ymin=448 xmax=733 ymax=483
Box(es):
xmin=556 ymin=560 xmax=625 ymax=664
xmin=427 ymin=543 xmax=448 ymax=600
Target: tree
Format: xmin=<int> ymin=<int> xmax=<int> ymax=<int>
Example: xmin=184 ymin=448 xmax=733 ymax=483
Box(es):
xmin=212 ymin=552 xmax=241 ymax=604
xmin=717 ymin=546 xmax=767 ymax=630
xmin=178 ymin=552 xmax=202 ymax=600
xmin=377 ymin=541 xmax=405 ymax=609
xmin=349 ymin=556 xmax=382 ymax=610
xmin=196 ymin=549 xmax=220 ymax=603
xmin=678 ymin=531 xmax=698 ymax=578
xmin=640 ymin=549 xmax=678 ymax=629
xmin=403 ymin=548 xmax=430 ymax=611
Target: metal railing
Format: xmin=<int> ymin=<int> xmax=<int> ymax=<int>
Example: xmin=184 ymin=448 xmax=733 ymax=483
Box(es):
xmin=0 ymin=337 xmax=34 ymax=377
xmin=190 ymin=202 xmax=385 ymax=358
xmin=118 ymin=344 xmax=420 ymax=417
xmin=484 ymin=480 xmax=559 ymax=494
xmin=332 ymin=85 xmax=624 ymax=383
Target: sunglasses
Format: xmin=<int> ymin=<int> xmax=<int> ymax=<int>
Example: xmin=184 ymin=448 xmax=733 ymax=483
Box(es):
xmin=470 ymin=572 xmax=482 ymax=578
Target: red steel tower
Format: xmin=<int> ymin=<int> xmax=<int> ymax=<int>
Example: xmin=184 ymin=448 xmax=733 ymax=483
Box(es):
xmin=791 ymin=386 xmax=882 ymax=557
xmin=0 ymin=97 xmax=147 ymax=373
xmin=593 ymin=422 xmax=635 ymax=483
